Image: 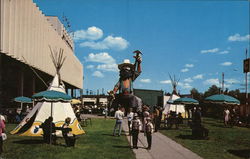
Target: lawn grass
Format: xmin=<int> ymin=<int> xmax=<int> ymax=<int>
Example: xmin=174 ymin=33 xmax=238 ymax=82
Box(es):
xmin=160 ymin=118 xmax=250 ymax=159
xmin=2 ymin=118 xmax=135 ymax=159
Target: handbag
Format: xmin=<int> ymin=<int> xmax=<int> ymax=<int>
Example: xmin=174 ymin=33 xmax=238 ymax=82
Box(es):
xmin=2 ymin=133 xmax=7 ymax=141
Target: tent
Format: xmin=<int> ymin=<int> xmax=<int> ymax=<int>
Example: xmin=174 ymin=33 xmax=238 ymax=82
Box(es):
xmin=11 ymin=48 xmax=84 ymax=136
xmin=11 ymin=74 xmax=84 ymax=136
xmin=163 ymin=94 xmax=185 ymax=116
xmin=162 ymin=75 xmax=185 ymax=117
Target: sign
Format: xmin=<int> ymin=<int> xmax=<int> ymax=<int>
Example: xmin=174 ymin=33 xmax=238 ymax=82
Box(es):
xmin=243 ymin=58 xmax=250 ymax=73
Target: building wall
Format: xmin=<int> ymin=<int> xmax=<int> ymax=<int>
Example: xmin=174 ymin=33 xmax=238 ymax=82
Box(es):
xmin=0 ymin=0 xmax=83 ymax=88
xmin=134 ymin=89 xmax=164 ymax=107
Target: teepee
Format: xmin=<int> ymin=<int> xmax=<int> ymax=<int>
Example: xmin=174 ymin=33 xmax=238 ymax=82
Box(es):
xmin=163 ymin=75 xmax=185 ymax=117
xmin=11 ymin=48 xmax=84 ymax=136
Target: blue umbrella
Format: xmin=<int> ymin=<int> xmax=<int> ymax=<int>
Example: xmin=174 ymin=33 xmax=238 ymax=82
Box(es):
xmin=173 ymin=97 xmax=199 ymax=105
xmin=32 ymin=90 xmax=72 ymax=144
xmin=32 ymin=90 xmax=72 ymax=102
xmin=14 ymin=96 xmax=33 ymax=110
xmin=14 ymin=96 xmax=32 ymax=103
xmin=204 ymin=94 xmax=240 ymax=105
xmin=32 ymin=90 xmax=72 ymax=121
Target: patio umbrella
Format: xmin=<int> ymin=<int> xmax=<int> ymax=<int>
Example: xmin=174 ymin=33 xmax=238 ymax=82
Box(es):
xmin=173 ymin=97 xmax=199 ymax=105
xmin=32 ymin=90 xmax=72 ymax=144
xmin=71 ymin=99 xmax=81 ymax=105
xmin=32 ymin=90 xmax=72 ymax=116
xmin=32 ymin=90 xmax=71 ymax=102
xmin=14 ymin=96 xmax=33 ymax=110
xmin=204 ymin=94 xmax=240 ymax=105
xmin=173 ymin=97 xmax=199 ymax=119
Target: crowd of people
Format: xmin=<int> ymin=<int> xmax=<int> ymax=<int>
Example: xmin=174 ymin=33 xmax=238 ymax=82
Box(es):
xmin=223 ymin=107 xmax=245 ymax=127
xmin=0 ymin=106 xmax=32 ymax=124
xmin=112 ymin=105 xmax=162 ymax=150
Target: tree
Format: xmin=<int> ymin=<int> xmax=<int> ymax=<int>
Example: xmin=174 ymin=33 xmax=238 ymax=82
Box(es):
xmin=228 ymin=89 xmax=240 ymax=99
xmin=190 ymin=88 xmax=203 ymax=101
xmin=204 ymin=85 xmax=220 ymax=98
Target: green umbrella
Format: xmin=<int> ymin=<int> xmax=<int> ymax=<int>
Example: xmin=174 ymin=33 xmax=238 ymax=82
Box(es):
xmin=14 ymin=96 xmax=33 ymax=110
xmin=173 ymin=97 xmax=199 ymax=105
xmin=204 ymin=94 xmax=240 ymax=105
xmin=32 ymin=90 xmax=72 ymax=145
xmin=14 ymin=96 xmax=32 ymax=103
xmin=173 ymin=97 xmax=199 ymax=119
xmin=32 ymin=90 xmax=72 ymax=102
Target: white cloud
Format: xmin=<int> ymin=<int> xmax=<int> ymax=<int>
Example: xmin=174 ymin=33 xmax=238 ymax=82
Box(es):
xmin=85 ymin=52 xmax=118 ymax=72
xmin=228 ymin=34 xmax=250 ymax=42
xmin=184 ymin=78 xmax=193 ymax=83
xmin=97 ymin=63 xmax=118 ymax=72
xmin=201 ymin=48 xmax=219 ymax=54
xmin=86 ymin=65 xmax=94 ymax=69
xmin=73 ymin=26 xmax=103 ymax=41
xmin=181 ymin=68 xmax=189 ymax=72
xmin=92 ymin=71 xmax=104 ymax=78
xmin=220 ymin=62 xmax=232 ymax=66
xmin=179 ymin=82 xmax=192 ymax=89
xmin=193 ymin=74 xmax=203 ymax=79
xmin=203 ymin=78 xmax=220 ymax=86
xmin=140 ymin=79 xmax=151 ymax=83
xmin=85 ymin=52 xmax=116 ymax=64
xmin=225 ymin=78 xmax=240 ymax=84
xmin=185 ymin=64 xmax=194 ymax=68
xmin=80 ymin=35 xmax=129 ymax=50
xmin=160 ymin=80 xmax=171 ymax=84
xmin=219 ymin=50 xmax=229 ymax=54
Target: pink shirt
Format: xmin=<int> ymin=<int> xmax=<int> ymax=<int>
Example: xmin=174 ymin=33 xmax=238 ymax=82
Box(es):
xmin=0 ymin=119 xmax=5 ymax=136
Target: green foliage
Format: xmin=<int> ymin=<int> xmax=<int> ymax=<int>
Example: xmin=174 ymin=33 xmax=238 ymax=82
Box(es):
xmin=160 ymin=118 xmax=250 ymax=159
xmin=2 ymin=119 xmax=135 ymax=159
xmin=204 ymin=85 xmax=221 ymax=98
xmin=190 ymin=88 xmax=203 ymax=101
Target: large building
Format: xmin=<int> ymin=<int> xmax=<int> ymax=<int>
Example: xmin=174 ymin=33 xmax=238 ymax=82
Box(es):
xmin=134 ymin=89 xmax=164 ymax=107
xmin=0 ymin=0 xmax=83 ymax=108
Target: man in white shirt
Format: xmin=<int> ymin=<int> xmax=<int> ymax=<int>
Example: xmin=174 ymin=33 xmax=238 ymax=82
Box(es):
xmin=127 ymin=108 xmax=134 ymax=135
xmin=113 ymin=107 xmax=124 ymax=136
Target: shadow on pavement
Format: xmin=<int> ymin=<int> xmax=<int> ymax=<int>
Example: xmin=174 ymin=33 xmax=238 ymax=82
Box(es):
xmin=112 ymin=145 xmax=131 ymax=149
xmin=228 ymin=149 xmax=250 ymax=158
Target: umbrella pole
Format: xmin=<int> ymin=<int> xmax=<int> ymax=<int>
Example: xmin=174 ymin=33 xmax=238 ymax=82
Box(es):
xmin=50 ymin=102 xmax=53 ymax=145
xmin=21 ymin=102 xmax=23 ymax=110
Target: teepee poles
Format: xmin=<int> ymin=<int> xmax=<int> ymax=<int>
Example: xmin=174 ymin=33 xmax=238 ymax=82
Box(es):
xmin=49 ymin=45 xmax=67 ymax=85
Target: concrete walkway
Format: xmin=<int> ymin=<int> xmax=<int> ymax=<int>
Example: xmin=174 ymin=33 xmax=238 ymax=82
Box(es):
xmin=122 ymin=120 xmax=202 ymax=159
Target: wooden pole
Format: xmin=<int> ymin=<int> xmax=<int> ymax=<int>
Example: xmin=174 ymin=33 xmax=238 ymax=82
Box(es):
xmin=50 ymin=102 xmax=53 ymax=145
xmin=246 ymin=49 xmax=248 ymax=115
xmin=222 ymin=72 xmax=224 ymax=94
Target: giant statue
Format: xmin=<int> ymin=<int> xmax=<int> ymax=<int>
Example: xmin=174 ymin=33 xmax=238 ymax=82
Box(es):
xmin=109 ymin=50 xmax=142 ymax=114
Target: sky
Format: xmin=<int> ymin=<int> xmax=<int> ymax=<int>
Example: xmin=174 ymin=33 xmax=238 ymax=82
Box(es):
xmin=34 ymin=0 xmax=250 ymax=95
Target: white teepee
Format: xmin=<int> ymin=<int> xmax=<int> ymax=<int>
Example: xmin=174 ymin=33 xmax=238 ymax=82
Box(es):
xmin=11 ymin=48 xmax=84 ymax=136
xmin=163 ymin=75 xmax=185 ymax=117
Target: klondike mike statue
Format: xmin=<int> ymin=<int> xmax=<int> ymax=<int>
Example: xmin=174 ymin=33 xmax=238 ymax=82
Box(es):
xmin=109 ymin=50 xmax=143 ymax=115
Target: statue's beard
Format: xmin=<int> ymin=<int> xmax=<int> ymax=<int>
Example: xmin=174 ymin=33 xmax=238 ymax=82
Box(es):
xmin=119 ymin=69 xmax=133 ymax=80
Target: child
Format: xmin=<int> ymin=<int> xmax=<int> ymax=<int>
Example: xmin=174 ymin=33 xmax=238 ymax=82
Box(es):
xmin=145 ymin=117 xmax=154 ymax=150
xmin=127 ymin=108 xmax=134 ymax=135
xmin=62 ymin=117 xmax=75 ymax=147
xmin=131 ymin=114 xmax=141 ymax=149
xmin=0 ymin=118 xmax=5 ymax=154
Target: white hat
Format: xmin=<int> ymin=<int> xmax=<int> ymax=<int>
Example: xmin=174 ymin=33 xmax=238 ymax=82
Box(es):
xmin=0 ymin=115 xmax=5 ymax=121
xmin=118 ymin=59 xmax=134 ymax=70
xmin=2 ymin=133 xmax=7 ymax=141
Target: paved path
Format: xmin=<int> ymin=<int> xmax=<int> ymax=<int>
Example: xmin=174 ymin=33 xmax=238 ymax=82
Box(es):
xmin=122 ymin=120 xmax=202 ymax=159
